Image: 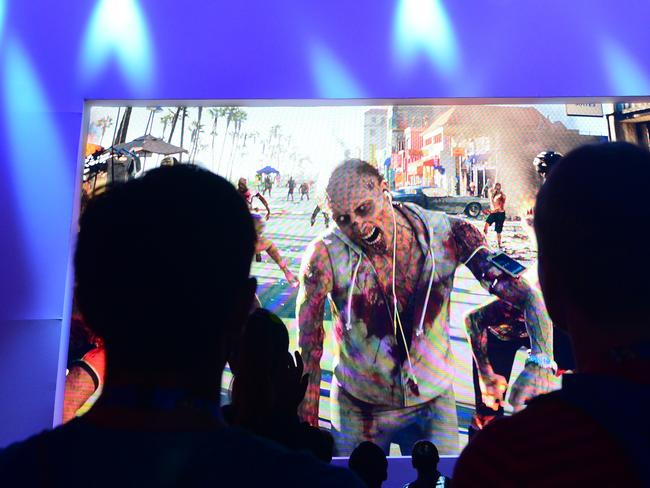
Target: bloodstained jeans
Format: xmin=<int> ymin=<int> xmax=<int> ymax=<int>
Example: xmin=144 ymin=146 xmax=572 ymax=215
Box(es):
xmin=330 ymin=381 xmax=459 ymax=456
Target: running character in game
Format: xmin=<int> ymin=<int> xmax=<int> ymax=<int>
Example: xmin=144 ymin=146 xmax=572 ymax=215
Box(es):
xmin=296 ymin=159 xmax=555 ymax=456
xmin=484 ymin=183 xmax=506 ymax=248
xmin=237 ymin=178 xmax=298 ymax=287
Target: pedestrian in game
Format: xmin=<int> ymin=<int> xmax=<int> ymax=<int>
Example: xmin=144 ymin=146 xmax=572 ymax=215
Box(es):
xmin=483 ymin=179 xmax=492 ymax=198
xmin=262 ymin=174 xmax=273 ymax=197
xmin=287 ymin=176 xmax=296 ymax=202
xmin=300 ymin=182 xmax=310 ymax=201
xmin=483 ymin=183 xmax=506 ymax=248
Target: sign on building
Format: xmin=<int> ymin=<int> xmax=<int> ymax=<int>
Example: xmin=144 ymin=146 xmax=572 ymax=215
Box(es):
xmin=565 ymin=103 xmax=604 ymax=117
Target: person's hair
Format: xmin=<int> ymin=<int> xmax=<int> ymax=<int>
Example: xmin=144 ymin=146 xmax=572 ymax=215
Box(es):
xmin=411 ymin=440 xmax=439 ymax=472
xmin=535 ymin=142 xmax=650 ymax=329
xmin=74 ymin=165 xmax=256 ymax=369
xmin=348 ymin=441 xmax=388 ymax=487
xmin=230 ymin=308 xmax=290 ymax=427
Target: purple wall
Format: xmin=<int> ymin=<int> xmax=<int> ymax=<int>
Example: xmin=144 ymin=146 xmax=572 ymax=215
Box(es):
xmin=1 ymin=0 xmax=649 ymax=447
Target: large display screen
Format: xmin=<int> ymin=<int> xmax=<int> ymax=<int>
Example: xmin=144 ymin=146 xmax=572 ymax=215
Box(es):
xmin=65 ymin=100 xmax=633 ymax=454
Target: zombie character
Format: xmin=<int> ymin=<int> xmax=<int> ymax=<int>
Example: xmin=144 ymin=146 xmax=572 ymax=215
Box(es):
xmin=287 ymin=176 xmax=296 ymax=202
xmin=237 ymin=178 xmax=298 ymax=287
xmin=300 ymin=182 xmax=310 ymax=201
xmin=310 ymin=205 xmax=330 ymax=228
xmin=262 ymin=174 xmax=273 ymax=197
xmin=63 ymin=314 xmax=106 ymax=422
xmin=296 ymin=160 xmax=554 ymax=456
xmin=465 ymin=151 xmax=570 ymax=436
xmin=484 ymin=183 xmax=506 ymax=248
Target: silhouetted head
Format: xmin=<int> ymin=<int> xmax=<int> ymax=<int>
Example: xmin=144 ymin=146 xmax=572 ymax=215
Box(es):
xmin=326 ymin=159 xmax=393 ymax=256
xmin=348 ymin=441 xmax=388 ymax=488
xmin=311 ymin=428 xmax=335 ymax=463
xmin=411 ymin=440 xmax=440 ymax=473
xmin=535 ymin=142 xmax=650 ymax=343
xmin=75 ymin=165 xmax=256 ymax=381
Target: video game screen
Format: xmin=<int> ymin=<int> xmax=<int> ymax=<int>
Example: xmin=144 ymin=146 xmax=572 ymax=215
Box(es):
xmin=65 ymin=100 xmax=634 ymax=454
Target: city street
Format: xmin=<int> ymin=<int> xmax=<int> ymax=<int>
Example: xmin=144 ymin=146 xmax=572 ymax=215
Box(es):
xmin=233 ymin=190 xmax=536 ymax=448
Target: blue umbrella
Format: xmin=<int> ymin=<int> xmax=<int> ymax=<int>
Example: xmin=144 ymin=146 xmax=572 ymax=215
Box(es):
xmin=256 ymin=165 xmax=280 ymax=175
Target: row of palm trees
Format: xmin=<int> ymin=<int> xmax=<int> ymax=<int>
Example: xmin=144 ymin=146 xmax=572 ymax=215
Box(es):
xmin=92 ymin=105 xmax=306 ymax=182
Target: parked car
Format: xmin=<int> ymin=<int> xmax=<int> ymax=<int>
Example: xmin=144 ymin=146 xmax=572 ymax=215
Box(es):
xmin=391 ymin=186 xmax=489 ymax=218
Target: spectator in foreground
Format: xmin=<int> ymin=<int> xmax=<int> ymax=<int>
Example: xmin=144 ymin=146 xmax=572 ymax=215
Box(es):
xmin=348 ymin=441 xmax=388 ymax=488
xmin=404 ymin=440 xmax=450 ymax=488
xmin=0 ymin=165 xmax=361 ymax=487
xmin=454 ymin=142 xmax=650 ymax=487
xmin=224 ymin=308 xmax=333 ymax=462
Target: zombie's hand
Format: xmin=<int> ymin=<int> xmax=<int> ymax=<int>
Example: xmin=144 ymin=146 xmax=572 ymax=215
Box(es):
xmin=508 ymin=362 xmax=560 ymax=412
xmin=282 ymin=267 xmax=299 ymax=288
xmin=478 ymin=372 xmax=508 ymax=411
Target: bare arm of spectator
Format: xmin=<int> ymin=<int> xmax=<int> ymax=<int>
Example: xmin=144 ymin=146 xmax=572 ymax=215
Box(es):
xmin=296 ymin=240 xmax=333 ymax=427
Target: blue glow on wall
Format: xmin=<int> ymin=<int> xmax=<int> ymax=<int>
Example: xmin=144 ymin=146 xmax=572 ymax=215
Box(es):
xmin=393 ymin=0 xmax=459 ymax=76
xmin=0 ymin=0 xmax=6 ymax=41
xmin=2 ymin=38 xmax=73 ymax=316
xmin=310 ymin=42 xmax=364 ymax=98
xmin=80 ymin=0 xmax=154 ymax=93
xmin=602 ymin=38 xmax=650 ymax=96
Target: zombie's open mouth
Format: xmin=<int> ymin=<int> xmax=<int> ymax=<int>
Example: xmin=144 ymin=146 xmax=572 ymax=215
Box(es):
xmin=361 ymin=226 xmax=381 ymax=245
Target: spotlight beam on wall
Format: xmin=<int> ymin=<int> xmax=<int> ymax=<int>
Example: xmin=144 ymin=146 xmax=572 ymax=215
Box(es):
xmin=602 ymin=38 xmax=650 ymax=96
xmin=0 ymin=0 xmax=6 ymax=41
xmin=310 ymin=42 xmax=364 ymax=98
xmin=80 ymin=0 xmax=154 ymax=93
xmin=2 ymin=39 xmax=72 ymax=315
xmin=393 ymin=0 xmax=460 ymax=77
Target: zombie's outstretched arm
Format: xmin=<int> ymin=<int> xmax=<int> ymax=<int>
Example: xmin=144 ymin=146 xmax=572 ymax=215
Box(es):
xmin=296 ymin=240 xmax=333 ymax=426
xmin=255 ymin=193 xmax=271 ymax=220
xmin=451 ymin=218 xmax=555 ymax=410
xmin=310 ymin=206 xmax=321 ymax=226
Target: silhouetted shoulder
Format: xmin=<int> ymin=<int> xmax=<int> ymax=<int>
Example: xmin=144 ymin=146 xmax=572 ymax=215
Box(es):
xmin=454 ymin=393 xmax=641 ymax=487
xmin=0 ymin=421 xmax=363 ymax=487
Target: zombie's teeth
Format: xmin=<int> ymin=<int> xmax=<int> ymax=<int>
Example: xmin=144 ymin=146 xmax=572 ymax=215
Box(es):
xmin=362 ymin=226 xmax=381 ymax=244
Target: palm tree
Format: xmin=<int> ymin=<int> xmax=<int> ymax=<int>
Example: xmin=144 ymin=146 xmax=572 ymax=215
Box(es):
xmin=189 ymin=121 xmax=205 ymax=164
xmin=226 ymin=108 xmax=248 ymax=180
xmin=217 ymin=107 xmax=238 ymax=175
xmin=94 ymin=115 xmax=114 ymax=146
xmin=208 ymin=107 xmax=226 ymax=171
xmin=159 ymin=109 xmax=175 ymax=140
xmin=167 ymin=107 xmax=182 ymax=144
xmin=144 ymin=106 xmax=162 ymax=135
xmin=114 ymin=107 xmax=132 ymax=145
xmin=178 ymin=107 xmax=188 ymax=163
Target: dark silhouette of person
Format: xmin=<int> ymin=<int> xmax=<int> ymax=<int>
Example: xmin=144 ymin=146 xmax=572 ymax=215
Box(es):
xmin=404 ymin=440 xmax=450 ymax=488
xmin=224 ymin=308 xmax=333 ymax=462
xmin=348 ymin=441 xmax=388 ymax=488
xmin=0 ymin=165 xmax=361 ymax=487
xmin=454 ymin=142 xmax=650 ymax=486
